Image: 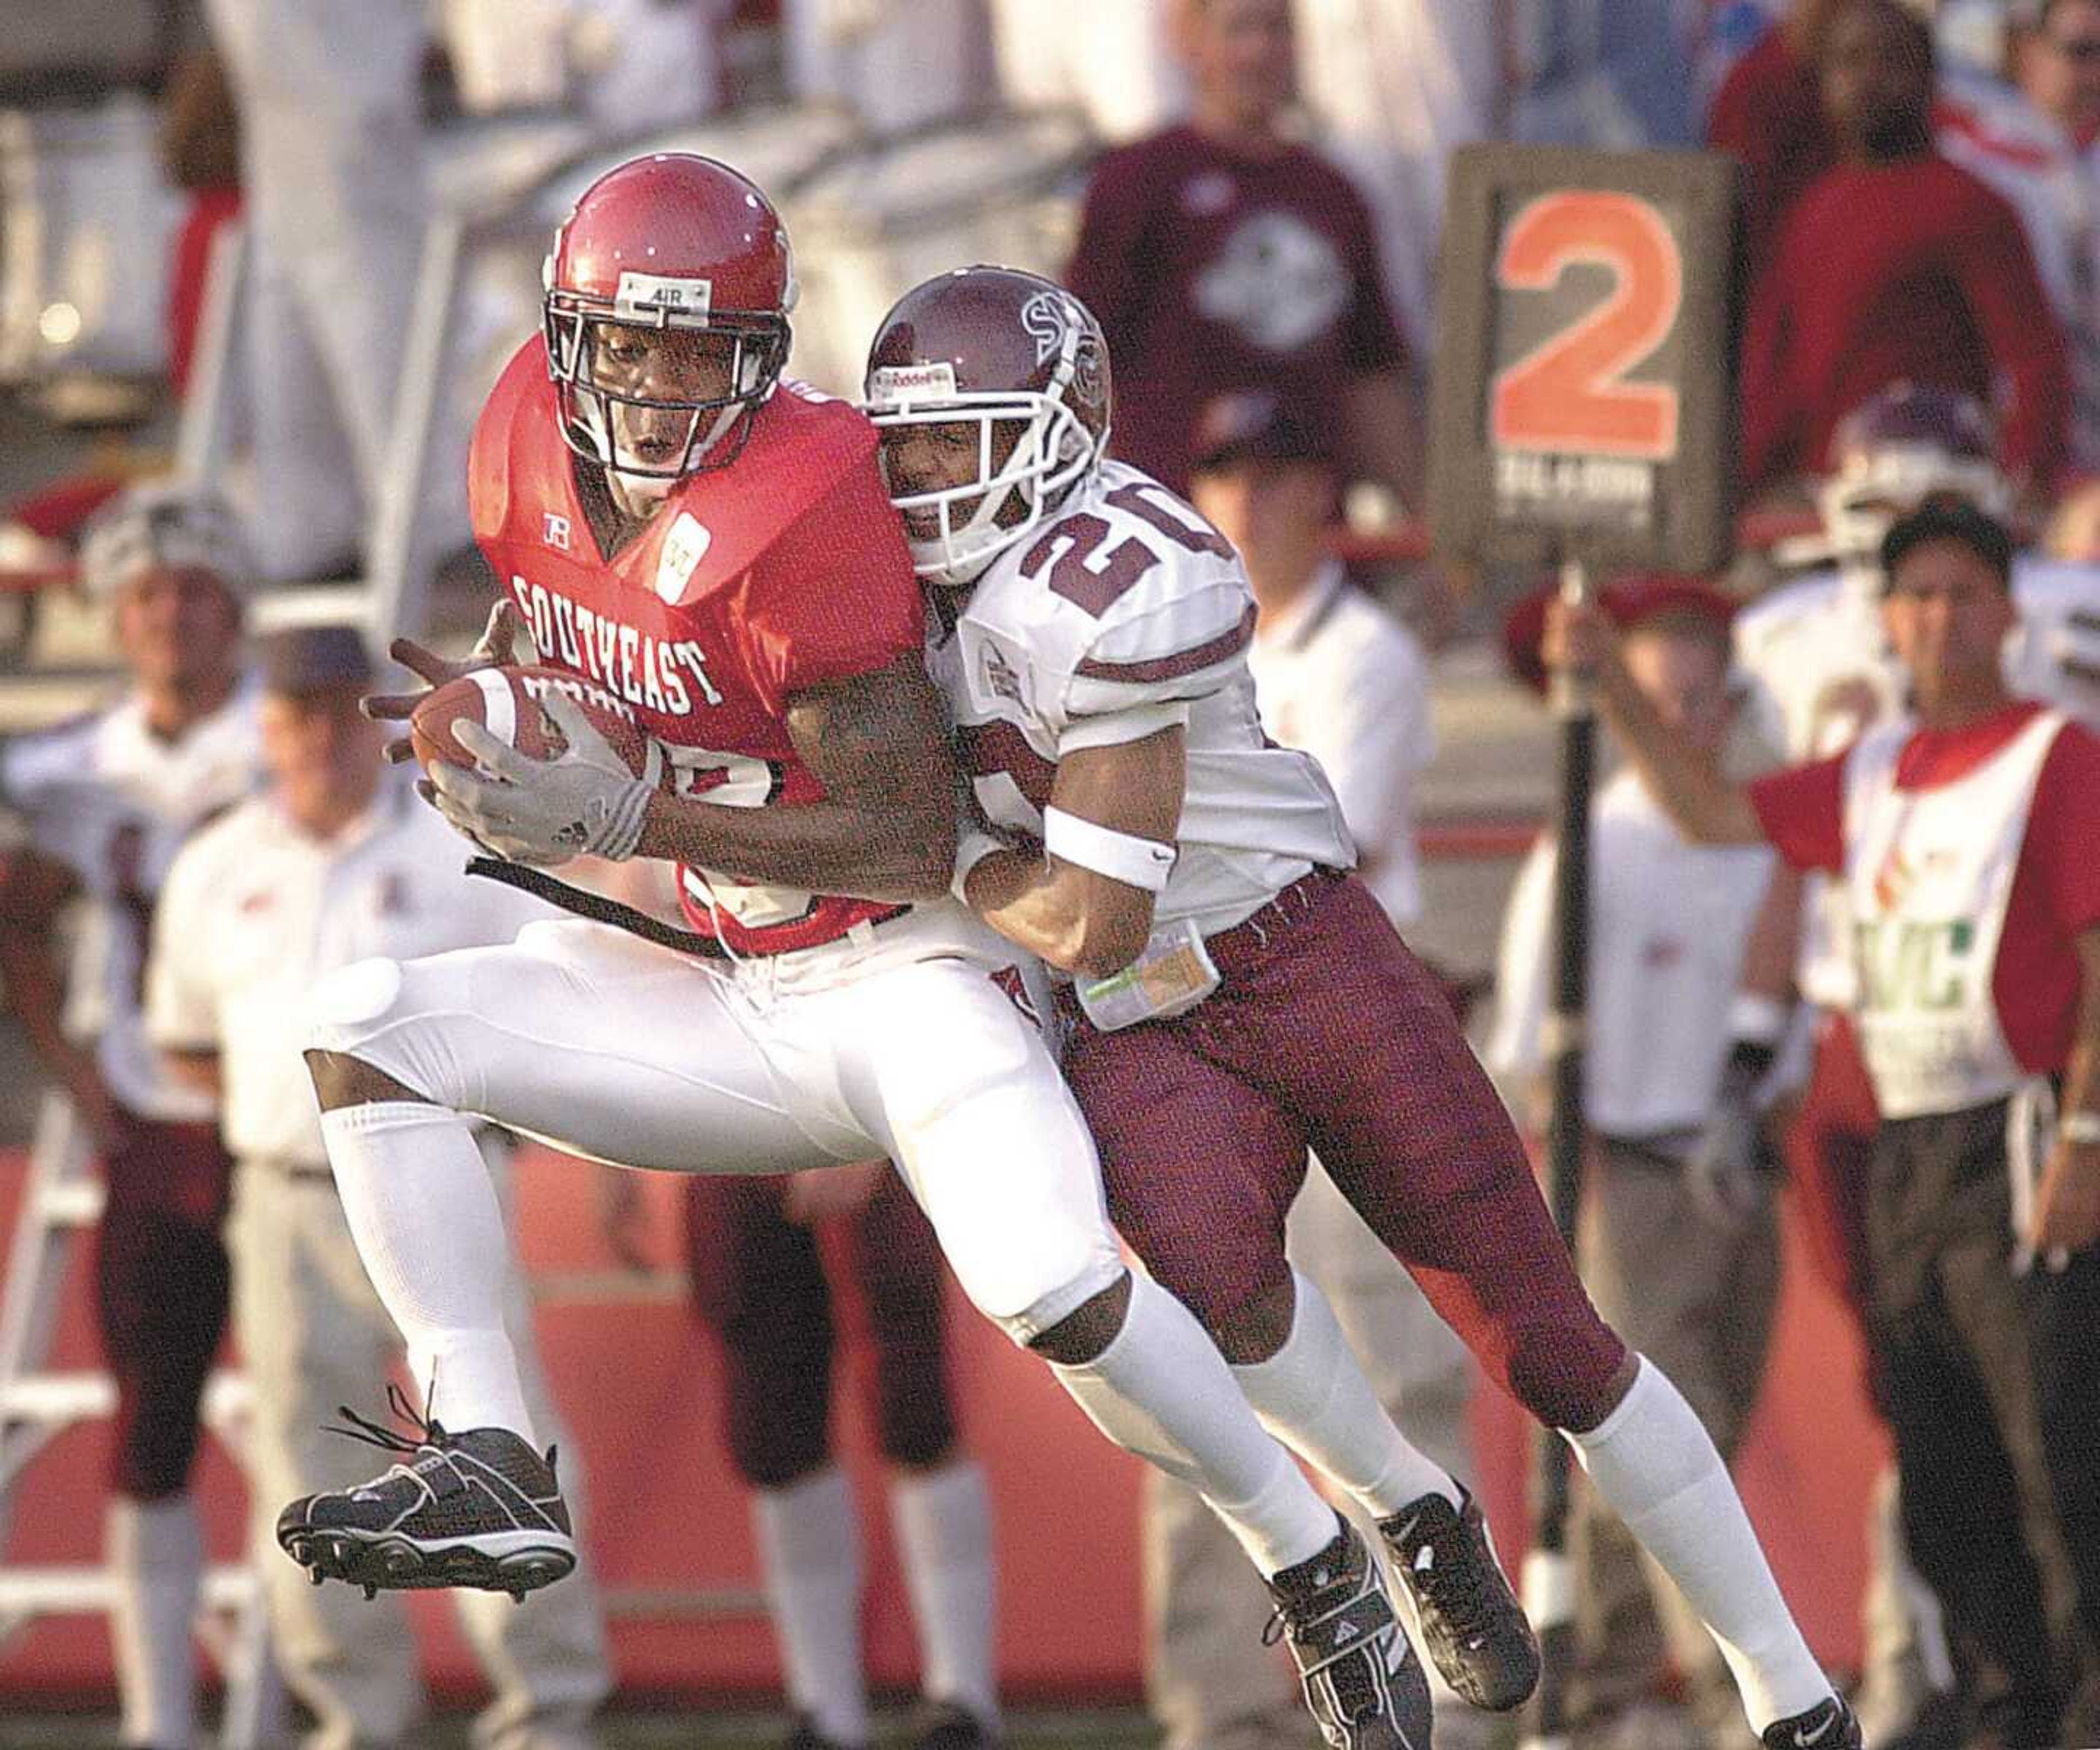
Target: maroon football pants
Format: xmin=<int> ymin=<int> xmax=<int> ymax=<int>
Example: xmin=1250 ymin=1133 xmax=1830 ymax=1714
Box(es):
xmin=683 ymin=1167 xmax=956 ymax=1487
xmin=1060 ymin=870 xmax=1627 ymax=1433
xmin=94 ymin=1112 xmax=234 ymax=1500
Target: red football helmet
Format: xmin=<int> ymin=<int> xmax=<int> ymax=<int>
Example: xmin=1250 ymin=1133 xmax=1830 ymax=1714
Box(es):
xmin=862 ymin=265 xmax=1112 ymax=582
xmin=543 ymin=153 xmax=796 ymax=483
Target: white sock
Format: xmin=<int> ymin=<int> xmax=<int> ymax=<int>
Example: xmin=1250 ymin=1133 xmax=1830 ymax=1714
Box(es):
xmin=1234 ymin=1269 xmax=1462 ymax=1519
xmin=1567 ymin=1356 xmax=1829 ymax=1732
xmin=1048 ymin=1273 xmax=1335 ymax=1576
xmin=754 ymin=1468 xmax=868 ymax=1748
xmin=108 ymin=1494 xmax=201 ymax=1749
xmin=319 ymin=1101 xmax=535 ymax=1441
xmin=890 ymin=1461 xmax=1000 ymax=1728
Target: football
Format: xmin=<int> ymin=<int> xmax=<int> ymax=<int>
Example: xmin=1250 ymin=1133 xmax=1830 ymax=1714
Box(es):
xmin=409 ymin=664 xmax=667 ymax=788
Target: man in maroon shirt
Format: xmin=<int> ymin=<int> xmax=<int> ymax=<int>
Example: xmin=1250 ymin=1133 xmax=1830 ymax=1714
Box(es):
xmin=1548 ymin=499 xmax=2100 ymax=1747
xmin=1738 ymin=0 xmax=2070 ymax=495
xmin=1063 ymin=0 xmax=1421 ymax=504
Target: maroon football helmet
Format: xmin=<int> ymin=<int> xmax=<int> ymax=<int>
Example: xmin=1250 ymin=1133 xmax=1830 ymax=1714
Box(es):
xmin=862 ymin=265 xmax=1111 ymax=581
xmin=543 ymin=153 xmax=796 ymax=482
xmin=1821 ymin=381 xmax=2009 ymax=565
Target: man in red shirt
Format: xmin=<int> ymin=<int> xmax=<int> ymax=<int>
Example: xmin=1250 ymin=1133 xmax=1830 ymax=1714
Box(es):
xmin=1549 ymin=499 xmax=2100 ymax=1746
xmin=274 ymin=153 xmax=1433 ymax=1750
xmin=1738 ymin=0 xmax=2070 ymax=494
xmin=1063 ymin=0 xmax=1421 ymax=504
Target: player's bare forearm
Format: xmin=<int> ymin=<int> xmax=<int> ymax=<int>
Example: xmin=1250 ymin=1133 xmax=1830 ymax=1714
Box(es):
xmin=1739 ymin=862 xmax=1804 ymax=1002
xmin=962 ymin=728 xmax=1184 ymax=977
xmin=633 ymin=657 xmax=958 ymax=901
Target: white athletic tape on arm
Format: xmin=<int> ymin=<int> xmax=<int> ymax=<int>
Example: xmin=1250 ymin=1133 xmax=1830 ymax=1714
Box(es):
xmin=952 ymin=826 xmax=1007 ymax=906
xmin=1043 ymin=806 xmax=1176 ymax=893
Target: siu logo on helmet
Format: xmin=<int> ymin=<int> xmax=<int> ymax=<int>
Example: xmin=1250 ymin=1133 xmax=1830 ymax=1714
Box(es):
xmin=1020 ymin=289 xmax=1107 ymax=413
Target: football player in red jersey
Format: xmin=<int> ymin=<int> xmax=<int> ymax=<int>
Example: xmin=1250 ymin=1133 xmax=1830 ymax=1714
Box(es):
xmin=865 ymin=264 xmax=1861 ymax=1750
xmin=279 ymin=156 xmax=1434 ymax=1750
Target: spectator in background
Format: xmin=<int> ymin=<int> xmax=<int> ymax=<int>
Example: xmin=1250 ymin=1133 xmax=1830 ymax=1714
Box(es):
xmin=0 ymin=489 xmax=258 ymax=1750
xmin=1144 ymin=392 xmax=1486 ymax=1750
xmin=1294 ymin=0 xmax=1509 ymax=357
xmin=144 ymin=626 xmax=612 ymax=1750
xmin=1706 ymin=0 xmax=1840 ymax=288
xmin=442 ymin=0 xmax=734 ymax=134
xmin=1490 ymin=583 xmax=1781 ymax=1750
xmin=1549 ymin=500 xmax=2100 ymax=1750
xmin=203 ymin=0 xmax=429 ymax=584
xmin=1064 ymin=0 xmax=1424 ymax=505
xmin=1937 ymin=0 xmax=2100 ymax=471
xmin=783 ymin=0 xmax=994 ymax=134
xmin=989 ymin=0 xmax=1183 ymax=141
xmin=1738 ymin=0 xmax=2070 ymax=497
xmin=682 ymin=1165 xmax=1003 ymax=1750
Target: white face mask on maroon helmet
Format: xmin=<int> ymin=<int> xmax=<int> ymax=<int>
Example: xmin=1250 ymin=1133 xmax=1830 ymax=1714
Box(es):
xmin=861 ymin=270 xmax=1114 ymax=586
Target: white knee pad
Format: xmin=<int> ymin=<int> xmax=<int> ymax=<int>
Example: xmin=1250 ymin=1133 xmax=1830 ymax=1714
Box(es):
xmin=305 ymin=954 xmax=466 ymax=1108
xmin=990 ymin=1253 xmax=1128 ymax=1348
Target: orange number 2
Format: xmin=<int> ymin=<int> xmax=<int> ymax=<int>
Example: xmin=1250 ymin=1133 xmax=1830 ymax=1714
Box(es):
xmin=1489 ymin=190 xmax=1683 ymax=462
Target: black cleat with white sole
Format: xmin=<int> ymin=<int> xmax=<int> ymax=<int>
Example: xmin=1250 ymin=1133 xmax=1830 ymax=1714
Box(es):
xmin=1264 ymin=1515 xmax=1433 ymax=1750
xmin=1379 ymin=1483 xmax=1540 ymax=1711
xmin=1760 ymin=1696 xmax=1863 ymax=1750
xmin=277 ymin=1386 xmax=575 ymax=1602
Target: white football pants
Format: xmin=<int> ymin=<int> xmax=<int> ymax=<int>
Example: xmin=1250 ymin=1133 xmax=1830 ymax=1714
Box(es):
xmin=308 ymin=911 xmax=1123 ymax=1338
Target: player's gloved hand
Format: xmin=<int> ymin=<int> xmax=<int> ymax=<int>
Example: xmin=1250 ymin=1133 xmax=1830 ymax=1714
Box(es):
xmin=431 ymin=689 xmax=655 ymax=866
xmin=365 ymin=599 xmax=523 ymax=765
xmin=1687 ymin=1037 xmax=1780 ymax=1223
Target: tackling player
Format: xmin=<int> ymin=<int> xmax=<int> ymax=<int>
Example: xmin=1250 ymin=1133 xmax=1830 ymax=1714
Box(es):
xmin=278 ymin=155 xmax=1431 ymax=1750
xmin=863 ymin=264 xmax=1860 ymax=1750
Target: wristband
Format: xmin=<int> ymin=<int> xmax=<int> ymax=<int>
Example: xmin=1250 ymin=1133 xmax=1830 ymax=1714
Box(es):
xmin=2062 ymin=1111 xmax=2100 ymax=1146
xmin=1727 ymin=991 xmax=1788 ymax=1045
xmin=952 ymin=827 xmax=1006 ymax=906
xmin=1043 ymin=805 xmax=1177 ymax=892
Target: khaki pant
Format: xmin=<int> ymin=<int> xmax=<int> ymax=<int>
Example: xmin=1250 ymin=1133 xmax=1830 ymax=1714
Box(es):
xmin=1144 ymin=1164 xmax=1480 ymax=1750
xmin=1572 ymin=1139 xmax=1780 ymax=1749
xmin=231 ymin=1144 xmax=611 ymax=1749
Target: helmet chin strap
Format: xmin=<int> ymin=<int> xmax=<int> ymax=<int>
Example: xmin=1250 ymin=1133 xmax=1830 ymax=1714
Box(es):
xmin=611 ymin=469 xmax=679 ymax=509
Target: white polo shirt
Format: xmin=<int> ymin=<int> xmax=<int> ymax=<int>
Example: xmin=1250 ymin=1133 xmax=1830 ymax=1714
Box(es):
xmin=1245 ymin=562 xmax=1433 ymax=927
xmin=146 ymin=772 xmax=553 ymax=1165
xmin=1489 ymin=768 xmax=1775 ymax=1141
xmin=1 ymin=684 xmax=261 ymax=1119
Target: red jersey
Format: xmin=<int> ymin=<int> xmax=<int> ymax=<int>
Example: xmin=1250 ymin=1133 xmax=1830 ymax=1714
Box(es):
xmin=470 ymin=337 xmax=924 ymax=955
xmin=1738 ymin=153 xmax=2069 ymax=491
xmin=1749 ymin=701 xmax=2100 ymax=1076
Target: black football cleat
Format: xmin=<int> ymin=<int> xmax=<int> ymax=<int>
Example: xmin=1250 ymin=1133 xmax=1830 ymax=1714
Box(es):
xmin=1760 ymin=1696 xmax=1864 ymax=1750
xmin=1265 ymin=1515 xmax=1433 ymax=1749
xmin=908 ymin=1699 xmax=1003 ymax=1750
xmin=277 ymin=1384 xmax=575 ymax=1600
xmin=1379 ymin=1483 xmax=1541 ymax=1711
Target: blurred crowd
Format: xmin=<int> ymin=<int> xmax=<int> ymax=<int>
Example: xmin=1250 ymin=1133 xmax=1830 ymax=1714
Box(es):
xmin=4 ymin=3 xmax=2100 ymax=1750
